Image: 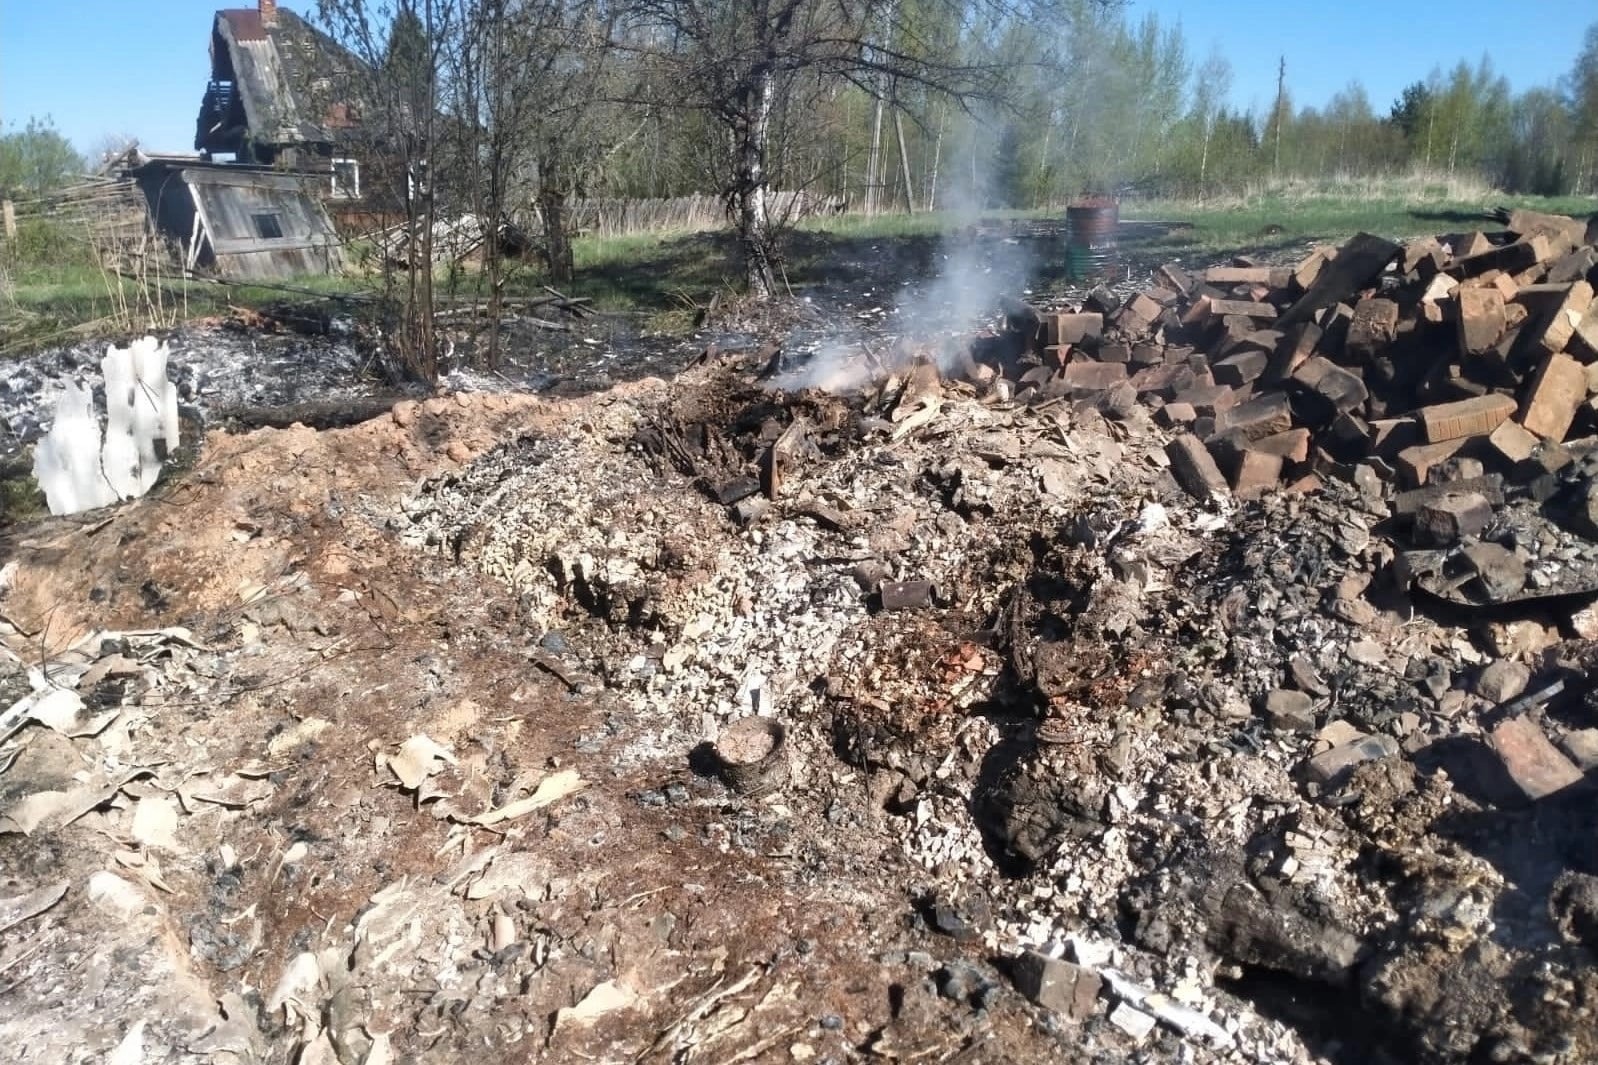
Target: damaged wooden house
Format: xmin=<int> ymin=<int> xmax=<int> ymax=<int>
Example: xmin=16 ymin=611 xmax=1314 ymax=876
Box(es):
xmin=123 ymin=0 xmax=375 ymax=280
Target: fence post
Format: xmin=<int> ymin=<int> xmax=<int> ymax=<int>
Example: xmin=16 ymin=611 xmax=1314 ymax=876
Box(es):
xmin=2 ymin=200 xmax=15 ymax=241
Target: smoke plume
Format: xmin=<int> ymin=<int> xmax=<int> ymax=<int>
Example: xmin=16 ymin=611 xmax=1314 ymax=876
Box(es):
xmin=773 ymin=148 xmax=1034 ymax=393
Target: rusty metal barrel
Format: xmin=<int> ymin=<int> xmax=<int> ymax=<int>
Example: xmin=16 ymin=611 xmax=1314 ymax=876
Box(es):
xmin=1064 ymin=199 xmax=1119 ymax=280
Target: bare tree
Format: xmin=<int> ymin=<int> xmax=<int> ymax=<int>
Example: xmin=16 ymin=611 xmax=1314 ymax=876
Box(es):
xmin=448 ymin=0 xmax=621 ymax=302
xmin=621 ymin=0 xmax=1002 ymax=300
xmin=317 ymin=0 xmax=458 ymax=382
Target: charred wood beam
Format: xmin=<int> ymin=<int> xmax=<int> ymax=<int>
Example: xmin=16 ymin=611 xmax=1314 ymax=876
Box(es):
xmin=212 ymin=396 xmax=406 ymax=432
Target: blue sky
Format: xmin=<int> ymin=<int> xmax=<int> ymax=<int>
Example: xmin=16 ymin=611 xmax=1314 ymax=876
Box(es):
xmin=1 ymin=1 xmax=1594 ymax=157
xmin=1133 ymin=0 xmax=1595 ymax=119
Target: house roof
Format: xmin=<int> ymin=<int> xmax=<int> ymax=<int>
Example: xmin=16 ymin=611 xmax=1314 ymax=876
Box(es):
xmin=211 ymin=6 xmax=365 ymax=149
xmin=220 ymin=7 xmax=268 ymax=41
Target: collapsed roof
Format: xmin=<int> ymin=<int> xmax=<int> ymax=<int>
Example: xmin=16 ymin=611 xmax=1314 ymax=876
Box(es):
xmin=196 ymin=3 xmax=365 ymax=162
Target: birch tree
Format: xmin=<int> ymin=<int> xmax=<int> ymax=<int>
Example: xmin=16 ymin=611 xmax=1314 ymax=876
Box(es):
xmin=621 ymin=0 xmax=1003 ymax=299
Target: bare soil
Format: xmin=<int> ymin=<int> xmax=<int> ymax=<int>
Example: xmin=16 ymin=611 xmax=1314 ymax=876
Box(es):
xmin=0 ymin=385 xmax=1084 ymax=1064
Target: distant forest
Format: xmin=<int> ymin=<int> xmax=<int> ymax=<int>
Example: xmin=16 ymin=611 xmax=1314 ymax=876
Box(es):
xmin=6 ymin=2 xmax=1598 ymax=210
xmin=5 ymin=0 xmax=1597 ymax=315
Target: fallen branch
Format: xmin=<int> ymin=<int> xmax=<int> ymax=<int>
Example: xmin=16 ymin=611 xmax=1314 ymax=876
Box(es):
xmin=212 ymin=397 xmax=408 ymax=432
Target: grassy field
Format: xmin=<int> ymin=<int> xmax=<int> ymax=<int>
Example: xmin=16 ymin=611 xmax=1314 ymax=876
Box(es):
xmin=795 ymin=190 xmax=1596 ymax=249
xmin=1121 ymin=192 xmax=1596 ymax=253
xmin=4 ymin=185 xmax=1595 ymax=353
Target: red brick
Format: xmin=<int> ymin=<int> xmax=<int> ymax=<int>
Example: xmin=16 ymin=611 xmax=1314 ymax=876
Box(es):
xmin=1291 ymin=356 xmax=1368 ymax=417
xmin=1285 ymin=473 xmax=1323 ymax=494
xmin=1046 ymin=312 xmax=1103 ymax=347
xmin=1527 ymin=280 xmax=1593 ymax=357
xmin=1456 ymin=287 xmax=1507 ymax=356
xmin=1571 ymin=303 xmax=1598 ymax=361
xmin=1231 ymin=449 xmax=1284 ymax=500
xmin=1421 ymin=274 xmax=1459 ymax=304
xmin=1396 ymin=439 xmax=1468 ymax=488
xmin=1219 ymin=328 xmax=1283 ymax=358
xmin=1182 ymin=297 xmax=1277 ymax=325
xmin=1154 ymin=263 xmax=1192 ymax=296
xmin=1213 ymin=392 xmax=1293 ymax=440
xmin=1402 ymin=237 xmax=1445 ymax=276
xmin=1490 ymin=716 xmax=1584 ymax=801
xmin=1345 ymin=297 xmax=1400 ymax=360
xmin=1116 ymin=293 xmax=1164 ymax=335
xmin=1251 ymin=428 xmax=1312 ymax=464
xmin=1213 ymin=350 xmax=1269 ymax=386
xmin=1449 ymin=234 xmax=1551 ymax=279
xmin=1172 ymin=382 xmax=1240 ymax=418
xmin=1519 ymin=353 xmax=1586 ymax=441
xmin=1206 ymin=266 xmax=1276 ymax=285
xmin=1292 ymin=246 xmax=1335 ymax=291
xmin=1457 ymin=232 xmax=1493 ymax=258
xmin=1209 ymin=298 xmax=1277 ymax=320
xmin=1417 ymin=394 xmax=1516 ymax=443
xmin=1488 ymin=420 xmax=1541 ymax=465
xmin=1166 ymin=434 xmax=1230 ymax=502
xmin=1156 ymin=402 xmax=1196 ymax=427
xmin=1060 ymin=360 xmax=1128 ymax=393
xmin=1264 ymin=322 xmax=1321 ymax=385
xmin=1130 ymin=364 xmax=1194 ymax=398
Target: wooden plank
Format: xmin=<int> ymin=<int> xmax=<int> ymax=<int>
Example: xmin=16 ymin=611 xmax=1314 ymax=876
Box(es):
xmin=210 ymin=237 xmax=339 ymax=255
xmin=1279 ymin=232 xmax=1401 ymax=328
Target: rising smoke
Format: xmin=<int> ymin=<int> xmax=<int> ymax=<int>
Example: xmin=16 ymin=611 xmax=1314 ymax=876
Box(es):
xmin=771 ymin=147 xmax=1034 ymax=394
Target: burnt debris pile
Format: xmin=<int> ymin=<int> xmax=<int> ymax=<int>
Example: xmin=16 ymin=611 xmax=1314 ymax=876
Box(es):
xmin=401 ymin=218 xmax=1598 ymax=1063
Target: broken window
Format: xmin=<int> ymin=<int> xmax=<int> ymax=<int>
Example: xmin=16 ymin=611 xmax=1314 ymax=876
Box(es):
xmin=251 ymin=213 xmax=284 ymax=239
xmin=331 ymin=158 xmax=359 ymax=199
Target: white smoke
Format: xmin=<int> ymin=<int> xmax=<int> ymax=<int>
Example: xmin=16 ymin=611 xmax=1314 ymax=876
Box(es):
xmin=773 ymin=146 xmax=1035 ymax=393
xmin=769 ymin=339 xmax=880 ymax=393
xmin=892 ymin=232 xmax=1035 ymax=357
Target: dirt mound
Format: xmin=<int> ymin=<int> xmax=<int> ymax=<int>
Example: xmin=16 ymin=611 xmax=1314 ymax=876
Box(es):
xmin=2 ymin=347 xmax=1596 ymax=1064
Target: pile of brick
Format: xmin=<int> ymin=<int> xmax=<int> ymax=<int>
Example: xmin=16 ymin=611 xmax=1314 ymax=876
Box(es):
xmin=1025 ymin=210 xmax=1598 ymax=507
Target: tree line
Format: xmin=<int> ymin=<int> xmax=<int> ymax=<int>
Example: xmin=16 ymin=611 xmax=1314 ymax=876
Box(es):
xmin=5 ymin=1 xmax=1597 ymax=375
xmin=314 ymin=1 xmax=1598 ymax=287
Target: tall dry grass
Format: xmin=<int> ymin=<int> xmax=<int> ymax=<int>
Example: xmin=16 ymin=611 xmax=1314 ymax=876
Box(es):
xmin=552 ymin=191 xmax=844 ymax=239
xmin=86 ymin=223 xmax=185 ymax=334
xmin=1154 ymin=169 xmax=1503 ymax=210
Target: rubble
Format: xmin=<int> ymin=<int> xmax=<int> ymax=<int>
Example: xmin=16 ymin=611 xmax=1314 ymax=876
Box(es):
xmin=393 ymin=238 xmax=1598 ymax=1060
xmin=5 ymin=212 xmax=1598 ymax=1065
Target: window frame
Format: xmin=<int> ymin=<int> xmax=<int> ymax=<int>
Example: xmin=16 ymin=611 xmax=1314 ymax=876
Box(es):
xmin=330 ymin=157 xmax=360 ymax=200
xmin=250 ymin=212 xmax=285 ymax=239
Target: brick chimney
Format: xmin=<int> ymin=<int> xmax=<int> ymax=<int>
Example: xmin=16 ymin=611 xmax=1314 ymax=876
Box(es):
xmin=259 ymin=0 xmax=278 ymax=27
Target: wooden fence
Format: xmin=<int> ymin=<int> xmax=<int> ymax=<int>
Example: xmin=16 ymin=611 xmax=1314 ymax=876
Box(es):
xmin=539 ymin=191 xmax=846 ymax=239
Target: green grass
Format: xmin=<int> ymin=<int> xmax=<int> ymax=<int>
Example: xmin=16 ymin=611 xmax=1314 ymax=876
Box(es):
xmin=1122 ymin=192 xmax=1596 ymax=254
xmin=0 ymin=263 xmax=376 ymax=354
xmin=565 ymin=230 xmax=741 ymax=318
xmin=790 ymin=188 xmax=1597 ymax=253
xmin=4 ymin=184 xmax=1594 ymax=355
xmin=0 ymin=470 xmax=46 ymax=528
